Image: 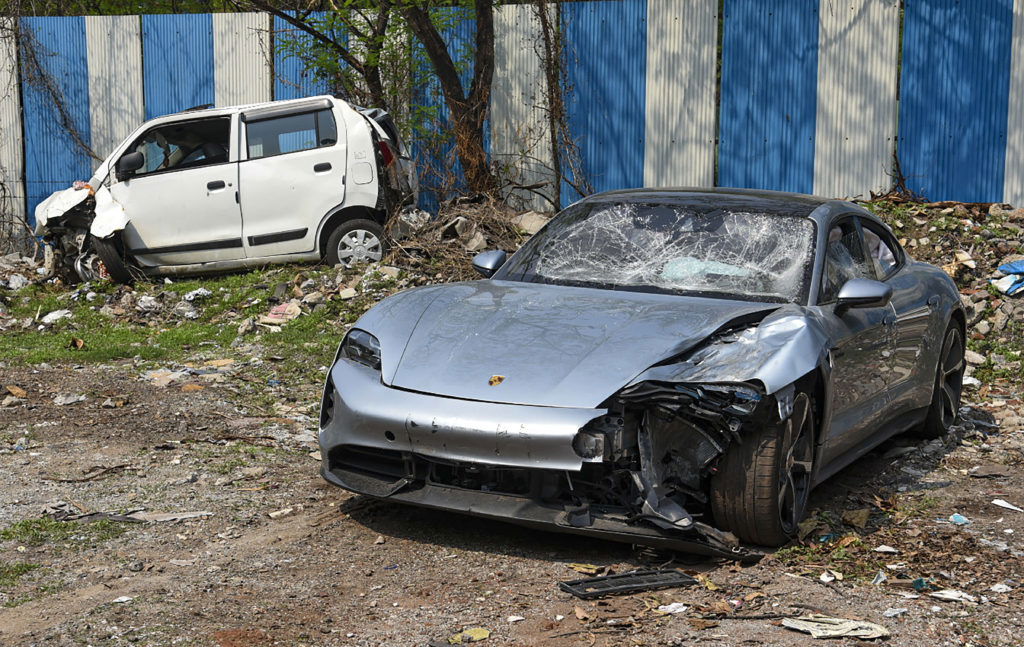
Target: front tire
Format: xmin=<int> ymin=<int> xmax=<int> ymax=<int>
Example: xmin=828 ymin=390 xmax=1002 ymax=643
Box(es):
xmin=710 ymin=392 xmax=815 ymax=546
xmin=324 ymin=219 xmax=385 ymax=268
xmin=90 ymin=233 xmax=135 ymax=285
xmin=916 ymin=322 xmax=965 ymax=438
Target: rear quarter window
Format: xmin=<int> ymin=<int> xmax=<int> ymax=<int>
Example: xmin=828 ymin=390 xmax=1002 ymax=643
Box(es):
xmin=246 ymin=109 xmax=337 ymax=160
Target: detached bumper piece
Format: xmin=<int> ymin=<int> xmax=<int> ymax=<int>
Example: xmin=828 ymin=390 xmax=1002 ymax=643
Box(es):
xmin=559 ymin=569 xmax=699 ymax=599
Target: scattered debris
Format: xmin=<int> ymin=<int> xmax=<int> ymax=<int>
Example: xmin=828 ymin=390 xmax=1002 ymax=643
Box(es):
xmin=969 ymin=464 xmax=1011 ymax=478
xmin=949 ymin=513 xmax=971 ymax=525
xmin=567 ymin=563 xmax=603 ymax=575
xmin=929 ymin=589 xmax=978 ymax=604
xmin=52 ymin=393 xmax=85 ymax=406
xmin=5 ymin=385 xmax=27 ymax=398
xmin=111 ymin=596 xmax=134 ymax=604
xmin=992 ymin=499 xmax=1024 ymax=513
xmin=781 ymin=614 xmax=890 ymax=640
xmin=447 ymin=627 xmax=490 ymax=644
xmin=656 ymin=602 xmax=689 ymax=615
xmin=40 ymin=309 xmax=72 ymax=325
xmin=259 ymin=300 xmax=301 ymax=325
xmin=183 ymin=287 xmax=212 ymax=302
xmin=506 ymin=615 xmax=525 ymax=623
xmin=268 ymin=507 xmax=294 ymax=519
xmin=873 ymin=544 xmax=899 ymax=553
xmin=882 ymin=608 xmax=908 ymax=618
xmin=558 ymin=569 xmax=698 ymax=600
xmin=990 ymin=583 xmax=1013 ymax=593
xmin=841 ymin=508 xmax=871 ymax=529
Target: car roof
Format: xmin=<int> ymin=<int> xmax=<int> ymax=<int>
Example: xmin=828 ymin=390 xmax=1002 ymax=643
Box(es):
xmin=145 ymin=95 xmax=340 ymax=125
xmin=581 ymin=186 xmax=871 ymax=224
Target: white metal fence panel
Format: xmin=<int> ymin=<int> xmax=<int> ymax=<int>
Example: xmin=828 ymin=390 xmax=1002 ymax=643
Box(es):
xmin=85 ymin=15 xmax=144 ymax=167
xmin=643 ymin=0 xmax=716 ymax=188
xmin=0 ymin=19 xmax=24 ymax=221
xmin=813 ymin=0 xmax=899 ymax=199
xmin=1006 ymin=0 xmax=1024 ymax=207
xmin=213 ymin=12 xmax=271 ymax=108
xmin=491 ymin=3 xmax=555 ymax=210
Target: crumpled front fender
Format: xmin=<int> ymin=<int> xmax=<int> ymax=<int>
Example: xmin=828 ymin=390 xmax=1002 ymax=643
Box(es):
xmin=627 ymin=306 xmax=830 ymax=395
xmin=89 ymin=185 xmax=129 ymax=239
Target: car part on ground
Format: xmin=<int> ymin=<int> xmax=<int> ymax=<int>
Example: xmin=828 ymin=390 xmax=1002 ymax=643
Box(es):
xmin=318 ymin=188 xmax=966 ymax=557
xmin=558 ymin=569 xmax=699 ymax=599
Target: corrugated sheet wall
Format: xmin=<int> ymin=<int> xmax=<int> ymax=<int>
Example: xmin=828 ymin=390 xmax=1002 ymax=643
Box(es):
xmin=142 ymin=14 xmax=215 ymax=119
xmin=1005 ymin=0 xmax=1024 ymax=207
xmin=643 ymin=0 xmax=717 ymax=188
xmin=719 ymin=0 xmax=819 ymax=194
xmin=21 ymin=16 xmax=93 ymax=221
xmin=213 ymin=13 xmax=271 ymax=107
xmin=85 ymin=16 xmax=143 ymax=166
xmin=7 ymin=4 xmax=1024 ymax=223
xmin=899 ymin=0 xmax=1014 ymax=203
xmin=813 ymin=0 xmax=899 ymax=199
xmin=491 ymin=3 xmax=555 ymax=210
xmin=0 ymin=19 xmax=24 ymax=221
xmin=561 ymin=0 xmax=647 ymax=201
xmin=273 ymin=13 xmax=332 ymax=101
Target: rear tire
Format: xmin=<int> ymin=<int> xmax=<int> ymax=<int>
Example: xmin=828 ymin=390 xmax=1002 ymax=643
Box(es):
xmin=324 ymin=219 xmax=385 ymax=268
xmin=916 ymin=322 xmax=965 ymax=439
xmin=90 ymin=233 xmax=135 ymax=285
xmin=710 ymin=392 xmax=815 ymax=547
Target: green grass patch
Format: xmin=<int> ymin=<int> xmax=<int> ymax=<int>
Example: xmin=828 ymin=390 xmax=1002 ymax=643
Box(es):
xmin=0 ymin=562 xmax=41 ymax=588
xmin=0 ymin=517 xmax=129 ymax=548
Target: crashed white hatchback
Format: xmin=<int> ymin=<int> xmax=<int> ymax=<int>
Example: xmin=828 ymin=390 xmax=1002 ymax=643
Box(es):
xmin=35 ymin=96 xmax=416 ymax=283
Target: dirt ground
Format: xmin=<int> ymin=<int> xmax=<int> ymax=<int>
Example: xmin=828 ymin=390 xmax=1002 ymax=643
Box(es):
xmin=0 ymin=361 xmax=1022 ymax=647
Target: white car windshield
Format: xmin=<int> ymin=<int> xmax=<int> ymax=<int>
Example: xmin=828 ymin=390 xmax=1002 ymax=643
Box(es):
xmin=499 ymin=202 xmax=816 ymax=303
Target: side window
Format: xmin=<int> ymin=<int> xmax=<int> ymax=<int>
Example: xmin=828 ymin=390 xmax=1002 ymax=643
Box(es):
xmin=246 ymin=109 xmax=337 ymax=160
xmin=125 ymin=117 xmax=231 ymax=177
xmin=820 ymin=219 xmax=874 ymax=303
xmin=859 ymin=219 xmax=901 ymax=280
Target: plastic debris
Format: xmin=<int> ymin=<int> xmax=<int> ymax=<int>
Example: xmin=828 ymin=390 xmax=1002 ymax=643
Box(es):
xmin=656 ymin=602 xmax=690 ymax=615
xmin=992 ymin=499 xmax=1024 ymax=513
xmin=506 ymin=615 xmax=525 ymax=623
xmin=448 ymin=627 xmax=490 ymax=644
xmin=819 ymin=569 xmax=843 ymax=583
xmin=183 ymin=287 xmax=212 ymax=302
xmin=40 ymin=309 xmax=72 ymax=324
xmin=781 ymin=615 xmax=890 ymax=639
xmin=111 ymin=596 xmax=134 ymax=604
xmin=874 ymin=544 xmax=899 ymax=553
xmin=259 ymin=300 xmax=301 ymax=325
xmin=949 ymin=513 xmax=971 ymax=525
xmin=991 ymin=260 xmax=1024 ymax=295
xmin=53 ymin=393 xmax=85 ymax=406
xmin=990 ymin=583 xmax=1012 ymax=593
xmin=882 ymin=608 xmax=907 ymax=618
xmin=871 ymin=570 xmax=888 ymax=586
xmin=929 ymin=589 xmax=978 ymax=604
xmin=268 ymin=507 xmax=294 ymax=519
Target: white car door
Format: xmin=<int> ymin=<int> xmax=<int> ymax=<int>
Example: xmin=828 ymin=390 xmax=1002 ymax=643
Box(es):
xmin=238 ymin=100 xmax=348 ymax=258
xmin=109 ymin=115 xmax=244 ymax=267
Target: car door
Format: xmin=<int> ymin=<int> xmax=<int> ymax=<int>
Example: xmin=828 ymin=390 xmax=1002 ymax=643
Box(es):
xmin=109 ymin=115 xmax=243 ymax=267
xmin=859 ymin=216 xmax=934 ymax=413
xmin=238 ymin=101 xmax=348 ymax=258
xmin=819 ymin=216 xmax=897 ymax=463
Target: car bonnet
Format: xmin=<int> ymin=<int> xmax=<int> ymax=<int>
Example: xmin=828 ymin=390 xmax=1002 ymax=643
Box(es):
xmin=387 ymin=280 xmax=777 ymax=408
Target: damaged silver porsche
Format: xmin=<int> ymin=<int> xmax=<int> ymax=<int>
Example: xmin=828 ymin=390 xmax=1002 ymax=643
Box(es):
xmin=319 ymin=188 xmax=966 ymax=559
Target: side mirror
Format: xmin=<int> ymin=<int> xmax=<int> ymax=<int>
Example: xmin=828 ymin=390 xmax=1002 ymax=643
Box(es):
xmin=472 ymin=250 xmax=507 ymax=278
xmin=835 ymin=278 xmax=892 ymax=314
xmin=115 ymin=151 xmax=144 ymax=181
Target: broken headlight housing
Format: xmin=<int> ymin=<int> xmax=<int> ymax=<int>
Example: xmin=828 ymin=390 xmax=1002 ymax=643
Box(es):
xmin=340 ymin=329 xmax=381 ymax=370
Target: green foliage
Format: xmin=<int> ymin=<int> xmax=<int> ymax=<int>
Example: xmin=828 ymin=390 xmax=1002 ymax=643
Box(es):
xmin=0 ymin=518 xmax=128 ymax=548
xmin=0 ymin=562 xmax=41 ymax=589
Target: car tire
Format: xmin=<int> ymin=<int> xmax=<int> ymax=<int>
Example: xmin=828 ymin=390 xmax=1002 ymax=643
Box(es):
xmin=916 ymin=322 xmax=965 ymax=439
xmin=709 ymin=392 xmax=815 ymax=547
xmin=90 ymin=233 xmax=136 ymax=285
xmin=324 ymin=219 xmax=386 ymax=268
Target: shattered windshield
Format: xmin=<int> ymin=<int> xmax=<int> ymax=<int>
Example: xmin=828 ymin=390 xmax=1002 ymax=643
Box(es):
xmin=498 ymin=202 xmax=815 ymax=303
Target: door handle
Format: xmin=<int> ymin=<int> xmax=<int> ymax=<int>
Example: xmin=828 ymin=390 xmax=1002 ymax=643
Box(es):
xmin=313 ymin=162 xmax=332 ymax=173
xmin=207 ymin=180 xmax=226 ymax=191
xmin=927 ymin=295 xmax=940 ymax=308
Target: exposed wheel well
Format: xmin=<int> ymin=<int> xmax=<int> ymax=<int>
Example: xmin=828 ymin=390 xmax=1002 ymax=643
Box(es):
xmin=949 ymin=306 xmax=966 ymax=338
xmin=317 ymin=206 xmax=386 ymax=258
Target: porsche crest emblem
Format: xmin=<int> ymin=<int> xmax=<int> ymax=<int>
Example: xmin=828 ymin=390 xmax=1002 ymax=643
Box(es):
xmin=488 ymin=375 xmax=505 ymax=386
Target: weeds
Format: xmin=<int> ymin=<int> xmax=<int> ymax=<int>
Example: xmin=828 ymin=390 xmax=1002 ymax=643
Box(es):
xmin=0 ymin=517 xmax=128 ymax=548
xmin=0 ymin=562 xmax=41 ymax=588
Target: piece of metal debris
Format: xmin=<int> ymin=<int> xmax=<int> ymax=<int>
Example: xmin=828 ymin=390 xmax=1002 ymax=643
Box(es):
xmin=558 ymin=569 xmax=698 ymax=600
xmin=781 ymin=614 xmax=890 ymax=639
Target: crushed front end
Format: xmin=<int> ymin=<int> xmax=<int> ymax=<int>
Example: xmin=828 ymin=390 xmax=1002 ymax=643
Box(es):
xmin=320 ymin=353 xmax=785 ymax=561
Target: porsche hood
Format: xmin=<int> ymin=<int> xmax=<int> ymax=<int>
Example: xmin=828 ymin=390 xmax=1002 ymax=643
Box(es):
xmin=383 ymin=281 xmax=776 ymax=408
